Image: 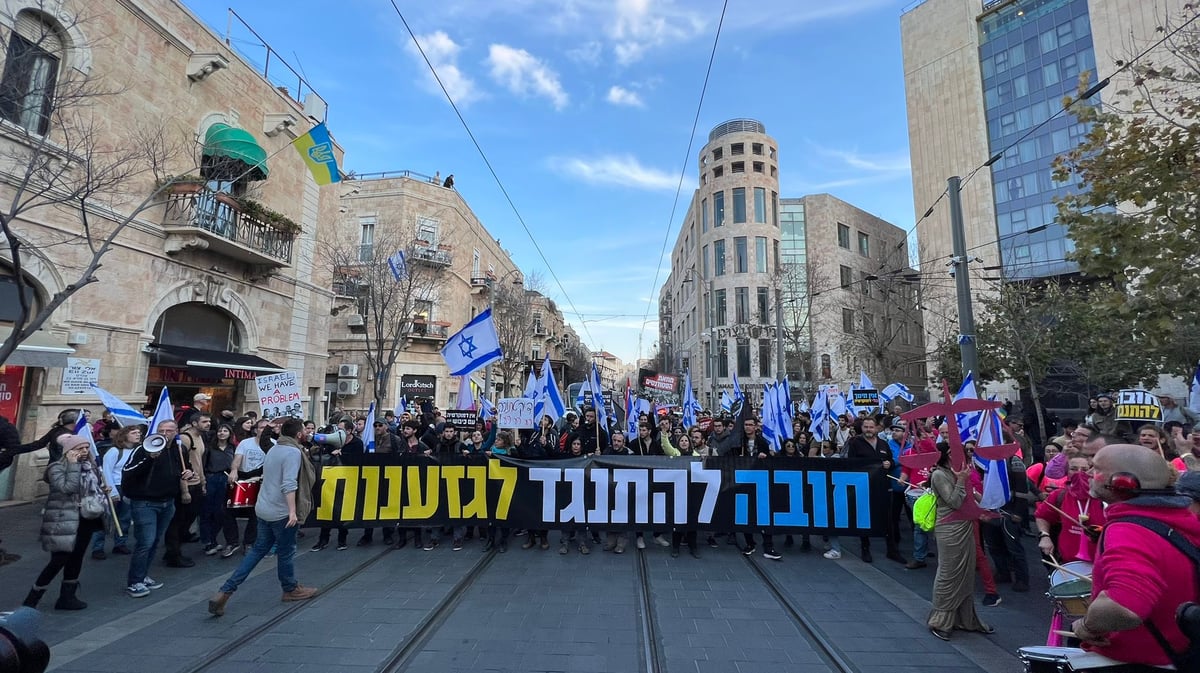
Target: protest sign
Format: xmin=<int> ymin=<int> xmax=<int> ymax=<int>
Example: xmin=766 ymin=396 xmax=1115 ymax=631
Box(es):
xmin=256 ymin=371 xmax=303 ymax=419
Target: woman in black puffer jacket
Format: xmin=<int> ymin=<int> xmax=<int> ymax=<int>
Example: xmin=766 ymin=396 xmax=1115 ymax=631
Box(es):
xmin=23 ymin=434 xmax=108 ymax=610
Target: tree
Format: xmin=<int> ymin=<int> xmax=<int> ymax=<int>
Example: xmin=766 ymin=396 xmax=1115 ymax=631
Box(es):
xmin=1054 ymin=5 xmax=1200 ymax=377
xmin=490 ymin=271 xmax=547 ymax=398
xmin=0 ymin=6 xmax=191 ymax=365
xmin=971 ymin=276 xmax=1159 ymax=440
xmin=778 ymin=256 xmax=832 ymax=391
xmin=321 ymin=225 xmax=454 ymax=410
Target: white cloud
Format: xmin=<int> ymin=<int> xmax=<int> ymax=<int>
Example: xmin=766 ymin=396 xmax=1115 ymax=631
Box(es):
xmin=609 ymin=0 xmax=704 ymax=65
xmin=606 ymin=85 xmax=644 ymax=107
xmin=486 ymin=44 xmax=569 ymax=110
xmin=552 ymin=154 xmax=679 ymax=191
xmin=405 ymin=31 xmax=480 ymax=105
xmin=819 ymin=147 xmax=912 ymax=174
xmin=566 ymin=40 xmax=603 ymax=66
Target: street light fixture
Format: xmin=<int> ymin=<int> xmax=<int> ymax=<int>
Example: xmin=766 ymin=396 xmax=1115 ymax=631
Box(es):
xmin=679 ymin=265 xmax=716 ymax=413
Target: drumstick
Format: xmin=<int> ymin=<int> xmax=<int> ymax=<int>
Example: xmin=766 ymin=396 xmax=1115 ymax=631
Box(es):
xmin=1041 ymin=498 xmax=1086 ymax=528
xmin=1053 ymin=630 xmax=1077 ymax=638
xmin=1041 ymin=558 xmax=1092 ymax=582
xmin=87 ymin=452 xmax=124 ymax=538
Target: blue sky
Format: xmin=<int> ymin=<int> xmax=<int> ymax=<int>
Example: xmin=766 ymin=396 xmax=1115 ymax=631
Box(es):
xmin=183 ymin=0 xmax=917 ymax=365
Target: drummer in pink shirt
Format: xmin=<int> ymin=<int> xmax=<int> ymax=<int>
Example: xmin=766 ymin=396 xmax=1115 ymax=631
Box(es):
xmin=1035 ymin=456 xmax=1106 ymax=563
xmin=1072 ymin=445 xmax=1200 ymax=668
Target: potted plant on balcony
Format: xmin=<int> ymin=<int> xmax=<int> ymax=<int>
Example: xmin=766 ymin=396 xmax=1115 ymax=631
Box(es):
xmin=238 ymin=197 xmax=302 ymax=236
xmin=160 ymin=175 xmax=205 ymax=195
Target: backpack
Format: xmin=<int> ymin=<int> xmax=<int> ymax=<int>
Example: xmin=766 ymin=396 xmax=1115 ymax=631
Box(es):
xmin=1099 ymin=516 xmax=1200 ymax=671
xmin=295 ymin=447 xmax=317 ymax=523
xmin=912 ymin=491 xmax=937 ymax=532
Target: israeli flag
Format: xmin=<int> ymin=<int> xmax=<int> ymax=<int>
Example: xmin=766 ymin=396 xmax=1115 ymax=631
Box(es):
xmin=455 ymin=374 xmax=475 ymax=410
xmin=797 ymin=396 xmax=810 ymax=414
xmin=523 ymin=370 xmax=539 ymax=399
xmin=364 ymin=402 xmax=377 ymax=452
xmin=89 ymin=384 xmax=148 ymax=427
xmin=761 ymin=382 xmax=779 ymax=451
xmin=147 ymin=387 xmax=173 ymax=435
xmin=681 ymin=370 xmax=701 ymax=429
xmin=829 ymin=391 xmax=849 ymax=418
xmin=440 ymin=307 xmax=503 ymax=376
xmin=394 ymin=396 xmax=407 ymax=418
xmin=720 ymin=391 xmax=734 ymax=413
xmin=954 ymin=372 xmax=983 ymax=443
xmin=625 ymin=385 xmax=638 ymax=440
xmin=534 ymin=354 xmax=566 ymax=422
xmin=974 ymin=405 xmax=1011 ymax=509
xmin=880 ymin=382 xmax=914 ymax=404
xmin=71 ymin=411 xmax=100 ymax=461
xmin=479 ymin=395 xmax=497 ymax=421
xmin=809 ymin=389 xmax=831 ymax=442
xmin=732 ymin=373 xmax=745 ymax=402
xmin=387 ymin=250 xmax=407 ymax=281
xmin=589 ymin=362 xmax=608 ymax=429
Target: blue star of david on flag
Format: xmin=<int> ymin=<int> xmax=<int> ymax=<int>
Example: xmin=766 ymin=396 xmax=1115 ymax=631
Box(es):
xmin=440 ymin=307 xmax=503 ymax=376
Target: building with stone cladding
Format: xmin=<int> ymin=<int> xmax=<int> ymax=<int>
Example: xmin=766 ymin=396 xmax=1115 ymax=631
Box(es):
xmin=0 ymin=0 xmax=341 ymax=500
xmin=658 ymin=119 xmax=927 ymax=411
xmin=326 ymin=172 xmax=521 ymax=413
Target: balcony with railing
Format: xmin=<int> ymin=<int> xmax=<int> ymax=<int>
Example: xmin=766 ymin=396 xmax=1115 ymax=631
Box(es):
xmin=161 ymin=185 xmax=295 ymax=266
xmin=411 ymin=245 xmax=453 ymax=268
xmin=404 ymin=319 xmax=450 ymax=341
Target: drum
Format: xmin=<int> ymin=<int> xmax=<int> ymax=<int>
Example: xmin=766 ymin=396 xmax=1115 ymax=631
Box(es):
xmin=227 ymin=479 xmax=261 ymax=508
xmin=1048 ymin=561 xmax=1093 ymax=619
xmin=1019 ymin=646 xmax=1133 ymax=672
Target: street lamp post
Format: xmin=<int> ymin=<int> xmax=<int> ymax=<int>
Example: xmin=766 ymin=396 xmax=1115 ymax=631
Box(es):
xmin=680 ymin=266 xmax=715 ymax=413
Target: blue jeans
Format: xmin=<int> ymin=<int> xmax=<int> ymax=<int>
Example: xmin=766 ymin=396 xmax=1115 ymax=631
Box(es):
xmin=906 ymin=492 xmax=929 ymax=561
xmin=127 ymin=498 xmax=174 ymax=586
xmin=220 ymin=516 xmax=298 ymax=594
xmin=91 ymin=495 xmax=131 ymax=551
xmin=200 ymin=474 xmax=238 ymax=546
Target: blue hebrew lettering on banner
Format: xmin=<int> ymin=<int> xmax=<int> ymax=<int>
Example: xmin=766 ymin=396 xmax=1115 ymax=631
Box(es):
xmin=309 ymin=455 xmax=887 ymax=536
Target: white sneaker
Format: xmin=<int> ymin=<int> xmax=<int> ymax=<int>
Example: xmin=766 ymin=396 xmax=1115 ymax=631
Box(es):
xmin=127 ymin=582 xmax=150 ymax=598
xmin=823 ymin=549 xmax=842 ymax=560
xmin=652 ymin=535 xmax=671 ymax=547
xmin=636 ymin=537 xmax=646 ymax=550
xmin=142 ymin=576 xmax=164 ymax=590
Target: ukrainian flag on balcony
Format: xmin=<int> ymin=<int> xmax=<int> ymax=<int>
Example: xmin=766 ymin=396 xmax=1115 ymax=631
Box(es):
xmin=292 ymin=122 xmax=341 ymax=185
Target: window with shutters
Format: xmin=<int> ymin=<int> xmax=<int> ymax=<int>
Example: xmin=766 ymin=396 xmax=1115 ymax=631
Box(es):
xmin=0 ymin=12 xmax=63 ymax=135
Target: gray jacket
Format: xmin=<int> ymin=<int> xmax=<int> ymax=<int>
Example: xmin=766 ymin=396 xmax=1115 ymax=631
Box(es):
xmin=40 ymin=460 xmax=84 ymax=553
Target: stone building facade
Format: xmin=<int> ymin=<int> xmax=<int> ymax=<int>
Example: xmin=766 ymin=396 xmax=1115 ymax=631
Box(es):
xmin=0 ymin=0 xmax=341 ymax=499
xmin=326 ymin=172 xmax=519 ymax=413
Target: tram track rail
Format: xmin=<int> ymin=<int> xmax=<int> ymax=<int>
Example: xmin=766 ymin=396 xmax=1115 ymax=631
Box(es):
xmin=634 ymin=548 xmax=666 ymax=673
xmin=184 ymin=544 xmax=397 ymax=673
xmin=372 ymin=548 xmax=498 ymax=673
xmin=741 ymin=554 xmax=859 ymax=673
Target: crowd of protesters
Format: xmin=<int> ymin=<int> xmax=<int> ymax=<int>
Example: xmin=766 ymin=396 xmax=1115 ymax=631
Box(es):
xmin=7 ymin=388 xmax=1200 ymax=668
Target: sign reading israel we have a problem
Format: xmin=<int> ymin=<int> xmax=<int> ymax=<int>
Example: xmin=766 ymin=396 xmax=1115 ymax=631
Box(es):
xmin=256 ymin=371 xmax=303 ymax=420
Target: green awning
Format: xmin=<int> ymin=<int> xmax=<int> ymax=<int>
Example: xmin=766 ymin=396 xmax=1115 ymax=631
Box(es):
xmin=201 ymin=123 xmax=269 ymax=181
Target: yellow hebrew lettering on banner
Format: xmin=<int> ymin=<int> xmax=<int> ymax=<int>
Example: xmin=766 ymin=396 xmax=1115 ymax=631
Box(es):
xmin=403 ymin=465 xmax=439 ymax=519
xmin=379 ymin=466 xmax=404 ymax=520
xmin=488 ymin=458 xmax=518 ymax=519
xmin=359 ymin=466 xmax=380 ymax=521
xmin=317 ymin=466 xmax=360 ymax=522
xmin=441 ymin=466 xmax=465 ymax=517
xmin=462 ymin=465 xmax=490 ymax=519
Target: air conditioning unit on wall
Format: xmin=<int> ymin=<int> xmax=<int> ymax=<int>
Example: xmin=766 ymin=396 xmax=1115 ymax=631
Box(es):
xmin=338 ymin=364 xmax=359 ymax=378
xmin=347 ymin=314 xmax=364 ymax=328
xmin=337 ymin=379 xmax=359 ymax=396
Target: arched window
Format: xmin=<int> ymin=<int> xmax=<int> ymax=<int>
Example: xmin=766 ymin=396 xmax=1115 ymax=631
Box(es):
xmin=0 ymin=11 xmax=65 ymax=135
xmin=0 ymin=266 xmax=40 ymax=322
xmin=153 ymin=303 xmax=241 ymax=352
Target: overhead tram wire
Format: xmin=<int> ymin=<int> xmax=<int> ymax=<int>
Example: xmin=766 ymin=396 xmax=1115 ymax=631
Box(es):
xmin=959 ymin=8 xmax=1200 ymax=190
xmin=636 ymin=0 xmax=730 ymax=360
xmin=389 ymin=2 xmax=597 ymax=347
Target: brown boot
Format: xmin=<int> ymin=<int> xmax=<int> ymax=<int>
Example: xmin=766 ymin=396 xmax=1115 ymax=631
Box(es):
xmin=281 ymin=585 xmax=318 ymax=602
xmin=207 ymin=591 xmax=232 ymax=617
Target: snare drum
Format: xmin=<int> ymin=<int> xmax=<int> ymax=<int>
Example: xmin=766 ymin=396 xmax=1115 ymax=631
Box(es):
xmin=1019 ymin=646 xmax=1134 ymax=672
xmin=227 ymin=479 xmax=261 ymax=508
xmin=1048 ymin=561 xmax=1093 ymax=619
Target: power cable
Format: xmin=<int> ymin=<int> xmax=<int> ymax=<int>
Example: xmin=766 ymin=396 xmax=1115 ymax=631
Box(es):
xmin=389 ymin=2 xmax=597 ymax=347
xmin=637 ymin=0 xmax=730 ymax=361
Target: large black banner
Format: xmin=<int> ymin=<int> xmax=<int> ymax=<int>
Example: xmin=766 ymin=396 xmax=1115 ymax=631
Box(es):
xmin=309 ymin=455 xmax=887 ymax=535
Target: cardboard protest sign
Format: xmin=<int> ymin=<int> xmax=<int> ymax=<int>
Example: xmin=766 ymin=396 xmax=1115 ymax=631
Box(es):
xmin=257 ymin=371 xmax=303 ymax=419
xmin=1116 ymin=389 xmax=1162 ymax=423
